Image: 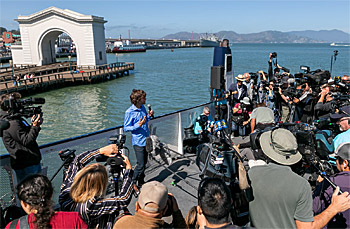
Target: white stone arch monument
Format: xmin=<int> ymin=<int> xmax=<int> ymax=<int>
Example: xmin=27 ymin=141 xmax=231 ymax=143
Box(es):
xmin=11 ymin=7 xmax=107 ymax=67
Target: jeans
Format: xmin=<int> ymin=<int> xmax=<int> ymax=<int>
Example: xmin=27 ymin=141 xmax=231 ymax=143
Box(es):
xmin=133 ymin=145 xmax=148 ymax=185
xmin=14 ymin=163 xmax=42 ymax=183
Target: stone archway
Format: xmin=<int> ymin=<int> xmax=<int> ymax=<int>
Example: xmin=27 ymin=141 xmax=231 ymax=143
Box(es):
xmin=11 ymin=7 xmax=107 ymax=67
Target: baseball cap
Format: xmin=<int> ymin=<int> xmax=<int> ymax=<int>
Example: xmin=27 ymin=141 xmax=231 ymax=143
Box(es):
xmin=138 ymin=181 xmax=168 ymax=213
xmin=330 ymin=106 xmax=350 ymax=120
xmin=335 ymin=142 xmax=350 ymax=160
xmin=259 ymin=128 xmax=302 ymax=165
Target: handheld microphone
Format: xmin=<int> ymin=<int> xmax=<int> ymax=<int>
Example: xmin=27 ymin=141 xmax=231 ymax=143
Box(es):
xmin=147 ymin=104 xmax=154 ymax=118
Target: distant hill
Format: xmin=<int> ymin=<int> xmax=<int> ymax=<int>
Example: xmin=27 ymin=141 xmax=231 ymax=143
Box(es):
xmin=288 ymin=29 xmax=350 ymax=43
xmin=162 ymin=30 xmax=350 ymax=43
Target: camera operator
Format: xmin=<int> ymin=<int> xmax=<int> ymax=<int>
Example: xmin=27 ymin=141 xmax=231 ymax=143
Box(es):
xmin=314 ymin=84 xmax=334 ymax=119
xmin=113 ymin=181 xmax=186 ymax=228
xmin=0 ymin=93 xmax=43 ymax=183
xmin=213 ymin=88 xmax=228 ymax=121
xmin=228 ymin=74 xmax=248 ymax=107
xmin=194 ymin=106 xmax=214 ymax=135
xmin=277 ymin=82 xmax=292 ymax=123
xmin=245 ymin=103 xmax=274 ymax=133
xmin=292 ymin=82 xmax=314 ymax=123
xmin=313 ymin=142 xmax=350 ymax=228
xmin=59 ymin=144 xmax=134 ymax=229
xmin=256 ymin=71 xmax=267 ymax=104
xmin=243 ymin=73 xmax=253 ymax=101
xmin=248 ymin=128 xmax=350 ymax=228
xmin=124 ymin=89 xmax=153 ymax=191
xmin=330 ymin=106 xmax=350 ymax=151
xmin=231 ymin=97 xmax=252 ymax=137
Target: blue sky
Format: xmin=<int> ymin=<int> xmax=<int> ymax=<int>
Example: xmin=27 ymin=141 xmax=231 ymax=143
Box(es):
xmin=1 ymin=0 xmax=349 ymax=39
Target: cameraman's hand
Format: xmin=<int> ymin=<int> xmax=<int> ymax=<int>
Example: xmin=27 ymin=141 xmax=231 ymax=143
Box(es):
xmin=167 ymin=193 xmax=179 ymax=212
xmin=121 ymin=154 xmax=132 ymax=170
xmin=139 ymin=116 xmax=146 ymax=127
xmin=148 ymin=110 xmax=154 ymax=117
xmin=99 ymin=144 xmax=118 ymax=157
xmin=32 ymin=113 xmax=43 ymax=127
xmin=232 ymin=90 xmax=238 ymax=95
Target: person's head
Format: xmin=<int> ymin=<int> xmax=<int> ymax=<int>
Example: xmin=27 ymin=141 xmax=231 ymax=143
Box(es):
xmin=341 ymin=75 xmax=350 ymax=84
xmin=136 ymin=181 xmax=169 ymax=218
xmin=259 ymin=128 xmax=302 ymax=166
xmin=130 ymin=89 xmax=146 ymax=107
xmin=335 ymin=143 xmax=350 ymax=172
xmin=17 ymin=174 xmax=55 ymax=229
xmin=330 ymin=106 xmax=350 ymax=132
xmin=235 ymin=74 xmax=245 ymax=86
xmin=70 ymin=163 xmax=108 ymax=203
xmin=244 ymin=73 xmax=250 ymax=82
xmin=203 ymin=106 xmax=210 ymax=116
xmin=274 ymin=68 xmax=280 ymax=75
xmin=0 ymin=92 xmax=21 ymax=112
xmin=197 ymin=177 xmax=232 ymax=225
xmin=256 ymin=102 xmax=265 ymax=108
xmin=268 ymin=81 xmax=274 ymax=90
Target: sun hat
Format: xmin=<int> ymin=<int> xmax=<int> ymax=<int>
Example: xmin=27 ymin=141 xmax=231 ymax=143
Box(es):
xmin=259 ymin=128 xmax=302 ymax=165
xmin=240 ymin=97 xmax=250 ymax=105
xmin=138 ymin=181 xmax=168 ymax=213
xmin=330 ymin=106 xmax=350 ymax=120
xmin=335 ymin=142 xmax=350 ymax=160
xmin=235 ymin=74 xmax=245 ymax=81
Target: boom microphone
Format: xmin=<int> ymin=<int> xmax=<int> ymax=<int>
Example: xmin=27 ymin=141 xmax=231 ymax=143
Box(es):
xmin=147 ymin=104 xmax=154 ymax=118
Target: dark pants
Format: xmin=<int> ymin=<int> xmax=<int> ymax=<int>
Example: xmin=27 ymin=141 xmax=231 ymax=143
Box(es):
xmin=14 ymin=163 xmax=42 ymax=183
xmin=133 ymin=145 xmax=148 ymax=185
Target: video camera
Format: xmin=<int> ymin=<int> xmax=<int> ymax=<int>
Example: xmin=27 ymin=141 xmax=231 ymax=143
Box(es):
xmin=96 ymin=134 xmax=127 ymax=175
xmin=250 ymin=124 xmax=335 ymax=187
xmin=271 ymin=52 xmax=277 ymax=59
xmin=2 ymin=94 xmax=45 ymax=119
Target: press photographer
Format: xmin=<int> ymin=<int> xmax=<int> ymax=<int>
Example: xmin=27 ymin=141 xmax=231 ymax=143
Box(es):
xmin=330 ymin=105 xmax=350 ymax=151
xmin=0 ymin=92 xmax=44 ymax=183
xmin=59 ymin=143 xmax=134 ymax=228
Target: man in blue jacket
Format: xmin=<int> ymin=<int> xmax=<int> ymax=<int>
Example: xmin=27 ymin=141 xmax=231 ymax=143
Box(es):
xmin=124 ymin=89 xmax=154 ymax=190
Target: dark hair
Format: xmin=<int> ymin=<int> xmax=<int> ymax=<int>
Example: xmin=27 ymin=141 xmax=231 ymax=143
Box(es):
xmin=198 ymin=178 xmax=232 ymax=225
xmin=17 ymin=174 xmax=55 ymax=229
xmin=130 ymin=89 xmax=146 ymax=106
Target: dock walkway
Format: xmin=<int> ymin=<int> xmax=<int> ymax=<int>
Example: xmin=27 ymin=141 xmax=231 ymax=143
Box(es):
xmin=0 ymin=62 xmax=134 ymax=95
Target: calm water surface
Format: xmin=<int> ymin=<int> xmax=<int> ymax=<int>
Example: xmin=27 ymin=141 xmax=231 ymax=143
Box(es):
xmin=1 ymin=44 xmax=349 ymax=154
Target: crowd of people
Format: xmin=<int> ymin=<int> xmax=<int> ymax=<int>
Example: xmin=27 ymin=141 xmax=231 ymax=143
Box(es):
xmin=1 ymin=56 xmax=350 ymax=228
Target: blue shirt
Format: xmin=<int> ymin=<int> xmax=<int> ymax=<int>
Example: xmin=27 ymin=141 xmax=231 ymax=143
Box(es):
xmin=213 ymin=89 xmax=227 ymax=105
xmin=123 ymin=104 xmax=150 ymax=146
xmin=333 ymin=129 xmax=350 ymax=151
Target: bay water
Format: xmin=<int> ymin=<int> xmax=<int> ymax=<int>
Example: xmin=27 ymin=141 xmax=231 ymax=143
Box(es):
xmin=1 ymin=44 xmax=349 ymax=154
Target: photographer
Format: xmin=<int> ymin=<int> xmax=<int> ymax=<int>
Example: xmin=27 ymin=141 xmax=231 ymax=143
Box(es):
xmin=213 ymin=88 xmax=228 ymax=121
xmin=194 ymin=106 xmax=214 ymax=135
xmin=231 ymin=97 xmax=252 ymax=137
xmin=314 ymin=84 xmax=334 ymax=119
xmin=292 ymin=82 xmax=314 ymax=123
xmin=248 ymin=128 xmax=350 ymax=228
xmin=59 ymin=144 xmax=134 ymax=229
xmin=113 ymin=181 xmax=186 ymax=228
xmin=0 ymin=93 xmax=43 ymax=183
xmin=228 ymin=74 xmax=247 ymax=107
xmin=313 ymin=142 xmax=350 ymax=228
xmin=330 ymin=106 xmax=350 ymax=151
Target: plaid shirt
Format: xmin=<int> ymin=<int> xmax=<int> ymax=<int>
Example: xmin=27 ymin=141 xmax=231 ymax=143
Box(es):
xmin=59 ymin=149 xmax=133 ymax=229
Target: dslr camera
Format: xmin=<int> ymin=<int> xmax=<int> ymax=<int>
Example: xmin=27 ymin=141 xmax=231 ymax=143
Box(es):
xmin=271 ymin=52 xmax=277 ymax=59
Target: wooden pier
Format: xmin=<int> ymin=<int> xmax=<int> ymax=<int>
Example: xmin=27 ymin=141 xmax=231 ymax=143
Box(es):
xmin=0 ymin=62 xmax=134 ymax=96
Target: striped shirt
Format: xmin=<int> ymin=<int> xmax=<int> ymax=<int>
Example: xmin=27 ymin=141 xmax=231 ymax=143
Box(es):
xmin=59 ymin=149 xmax=134 ymax=229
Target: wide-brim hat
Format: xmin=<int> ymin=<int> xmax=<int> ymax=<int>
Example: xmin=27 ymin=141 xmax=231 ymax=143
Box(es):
xmin=330 ymin=106 xmax=350 ymax=120
xmin=235 ymin=74 xmax=245 ymax=81
xmin=259 ymin=128 xmax=302 ymax=165
xmin=240 ymin=97 xmax=250 ymax=105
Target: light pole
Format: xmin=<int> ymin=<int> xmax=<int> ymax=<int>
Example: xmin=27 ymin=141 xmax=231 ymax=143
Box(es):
xmin=68 ymin=55 xmax=72 ymax=73
xmin=9 ymin=59 xmax=15 ymax=82
xmin=115 ymin=53 xmax=118 ymax=66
